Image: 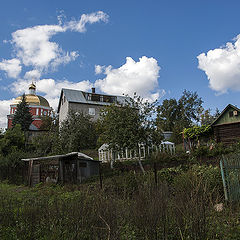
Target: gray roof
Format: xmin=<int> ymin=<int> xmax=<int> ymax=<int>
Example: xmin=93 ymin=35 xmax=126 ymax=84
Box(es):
xmin=57 ymin=88 xmax=130 ymax=112
xmin=21 ymin=152 xmax=99 ymax=162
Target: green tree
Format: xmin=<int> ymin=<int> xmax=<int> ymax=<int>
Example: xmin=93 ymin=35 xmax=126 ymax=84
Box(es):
xmin=157 ymin=90 xmax=203 ymax=143
xmin=199 ymin=108 xmax=221 ymax=126
xmin=32 ymin=115 xmax=60 ymax=156
xmin=98 ymin=95 xmax=158 ymax=172
xmin=12 ymin=94 xmax=33 ymax=131
xmin=0 ymin=124 xmax=25 ymax=156
xmin=156 ymin=98 xmax=178 ymax=131
xmin=177 ymin=89 xmax=203 ymax=126
xmin=59 ymin=111 xmax=97 ymax=153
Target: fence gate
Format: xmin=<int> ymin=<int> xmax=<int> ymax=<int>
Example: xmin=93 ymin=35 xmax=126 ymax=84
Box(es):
xmin=220 ymin=154 xmax=240 ymax=201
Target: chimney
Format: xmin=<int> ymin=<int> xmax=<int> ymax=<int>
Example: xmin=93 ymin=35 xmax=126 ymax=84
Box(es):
xmin=92 ymin=87 xmax=95 ymax=94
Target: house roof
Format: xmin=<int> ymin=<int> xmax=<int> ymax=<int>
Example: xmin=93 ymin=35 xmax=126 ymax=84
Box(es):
xmin=57 ymin=88 xmax=130 ymax=113
xmin=211 ymin=104 xmax=240 ymax=126
xmin=21 ymin=152 xmax=100 ymax=162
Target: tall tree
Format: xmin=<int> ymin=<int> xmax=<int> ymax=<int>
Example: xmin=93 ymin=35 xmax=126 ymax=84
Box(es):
xmin=98 ymin=95 xmax=158 ymax=172
xmin=59 ymin=111 xmax=97 ymax=153
xmin=12 ymin=94 xmax=33 ymax=131
xmin=157 ymin=90 xmax=203 ymax=143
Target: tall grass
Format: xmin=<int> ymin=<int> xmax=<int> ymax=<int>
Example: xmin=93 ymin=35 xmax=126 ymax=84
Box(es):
xmin=1 ymin=165 xmax=237 ymax=240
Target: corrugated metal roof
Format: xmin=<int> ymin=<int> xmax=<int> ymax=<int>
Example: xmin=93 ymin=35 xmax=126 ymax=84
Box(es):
xmin=57 ymin=88 xmax=131 ymax=112
xmin=21 ymin=152 xmax=99 ymax=162
xmin=63 ymin=88 xmax=87 ymax=104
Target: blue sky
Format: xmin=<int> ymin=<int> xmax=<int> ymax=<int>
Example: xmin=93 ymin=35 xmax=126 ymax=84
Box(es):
xmin=1 ymin=0 xmax=240 ymax=128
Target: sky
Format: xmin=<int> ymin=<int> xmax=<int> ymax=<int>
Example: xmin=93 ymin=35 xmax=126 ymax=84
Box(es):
xmin=1 ymin=0 xmax=240 ymax=128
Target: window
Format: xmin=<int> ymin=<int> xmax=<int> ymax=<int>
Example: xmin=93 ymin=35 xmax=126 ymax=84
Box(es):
xmin=87 ymin=94 xmax=92 ymax=101
xmin=229 ymin=111 xmax=233 ymax=117
xmin=89 ymin=108 xmax=95 ymax=116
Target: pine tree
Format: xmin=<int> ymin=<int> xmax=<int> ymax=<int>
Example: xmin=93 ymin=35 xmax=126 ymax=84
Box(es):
xmin=12 ymin=94 xmax=33 ymax=131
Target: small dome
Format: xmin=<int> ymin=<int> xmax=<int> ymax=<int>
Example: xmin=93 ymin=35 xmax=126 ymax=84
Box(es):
xmin=13 ymin=94 xmax=50 ymax=107
xmin=12 ymin=82 xmax=50 ymax=107
xmin=29 ymin=83 xmax=36 ymax=90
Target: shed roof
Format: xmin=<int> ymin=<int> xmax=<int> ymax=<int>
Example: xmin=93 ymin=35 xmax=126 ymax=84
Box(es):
xmin=21 ymin=152 xmax=99 ymax=162
xmin=161 ymin=141 xmax=175 ymax=145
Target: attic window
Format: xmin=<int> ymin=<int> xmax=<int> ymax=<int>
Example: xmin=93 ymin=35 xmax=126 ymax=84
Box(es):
xmin=229 ymin=111 xmax=233 ymax=117
xmin=87 ymin=94 xmax=92 ymax=101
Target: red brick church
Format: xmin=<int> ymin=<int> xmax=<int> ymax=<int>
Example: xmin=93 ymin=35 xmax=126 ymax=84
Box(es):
xmin=7 ymin=83 xmax=52 ymax=131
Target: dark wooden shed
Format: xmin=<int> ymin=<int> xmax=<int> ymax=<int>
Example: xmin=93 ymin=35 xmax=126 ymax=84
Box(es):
xmin=211 ymin=104 xmax=240 ymax=145
xmin=22 ymin=152 xmax=101 ymax=186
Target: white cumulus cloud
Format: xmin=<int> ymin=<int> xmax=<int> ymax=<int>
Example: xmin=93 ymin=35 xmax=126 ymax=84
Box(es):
xmin=95 ymin=56 xmax=163 ymax=101
xmin=0 ymin=11 xmax=108 ymax=77
xmin=12 ymin=24 xmax=72 ymax=70
xmin=198 ymin=34 xmax=240 ymax=93
xmin=95 ymin=64 xmax=105 ymax=74
xmin=65 ymin=11 xmax=109 ymax=32
xmin=0 ymin=99 xmax=15 ymax=129
xmin=0 ymin=58 xmax=21 ymax=78
xmin=24 ymin=69 xmax=41 ymax=80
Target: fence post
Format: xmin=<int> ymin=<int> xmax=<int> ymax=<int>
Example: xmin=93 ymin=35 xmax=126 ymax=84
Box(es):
xmin=99 ymin=163 xmax=103 ymax=189
xmin=154 ymin=162 xmax=157 ymax=187
xmin=220 ymin=159 xmax=228 ymax=201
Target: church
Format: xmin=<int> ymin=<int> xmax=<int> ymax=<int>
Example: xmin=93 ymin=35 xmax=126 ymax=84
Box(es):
xmin=7 ymin=83 xmax=52 ymax=131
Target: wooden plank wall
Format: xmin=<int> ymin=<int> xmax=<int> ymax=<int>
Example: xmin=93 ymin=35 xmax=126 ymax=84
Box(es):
xmin=214 ymin=122 xmax=240 ymax=145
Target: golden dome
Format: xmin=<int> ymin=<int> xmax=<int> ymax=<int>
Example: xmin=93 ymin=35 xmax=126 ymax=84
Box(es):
xmin=12 ymin=83 xmax=50 ymax=107
xmin=13 ymin=94 xmax=50 ymax=107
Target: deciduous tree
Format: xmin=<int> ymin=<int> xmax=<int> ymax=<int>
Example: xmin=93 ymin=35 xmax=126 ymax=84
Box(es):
xmin=157 ymin=90 xmax=203 ymax=143
xmin=98 ymin=95 xmax=159 ymax=172
xmin=59 ymin=111 xmax=97 ymax=153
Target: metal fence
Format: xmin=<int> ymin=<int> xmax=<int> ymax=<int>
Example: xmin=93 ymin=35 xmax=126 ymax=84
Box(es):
xmin=220 ymin=154 xmax=240 ymax=201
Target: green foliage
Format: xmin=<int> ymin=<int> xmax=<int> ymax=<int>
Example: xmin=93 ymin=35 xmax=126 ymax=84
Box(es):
xmin=0 ymin=164 xmax=226 ymax=240
xmin=98 ymin=94 xmax=159 ymax=151
xmin=32 ymin=131 xmax=60 ymax=156
xmin=157 ymin=90 xmax=203 ymax=143
xmin=32 ymin=115 xmax=60 ymax=156
xmin=0 ymin=124 xmax=25 ymax=157
xmin=183 ymin=124 xmax=212 ymax=140
xmin=12 ymin=94 xmax=33 ymax=131
xmin=59 ymin=111 xmax=97 ymax=152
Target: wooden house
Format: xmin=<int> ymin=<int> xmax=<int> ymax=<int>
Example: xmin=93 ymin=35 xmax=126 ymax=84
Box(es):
xmin=22 ymin=152 xmax=101 ymax=186
xmin=211 ymin=104 xmax=240 ymax=145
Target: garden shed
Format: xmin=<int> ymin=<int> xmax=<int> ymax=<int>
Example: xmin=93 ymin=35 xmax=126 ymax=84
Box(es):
xmin=211 ymin=104 xmax=240 ymax=145
xmin=22 ymin=152 xmax=100 ymax=186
